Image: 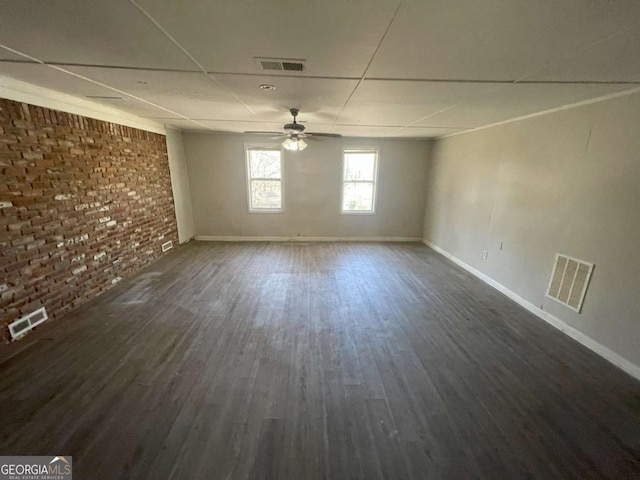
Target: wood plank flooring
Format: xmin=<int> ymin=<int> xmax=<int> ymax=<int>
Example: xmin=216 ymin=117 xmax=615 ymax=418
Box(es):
xmin=1 ymin=241 xmax=639 ymax=479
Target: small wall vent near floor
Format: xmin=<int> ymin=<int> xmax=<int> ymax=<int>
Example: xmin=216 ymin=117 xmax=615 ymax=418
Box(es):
xmin=255 ymin=57 xmax=306 ymax=72
xmin=546 ymin=254 xmax=594 ymax=313
xmin=161 ymin=240 xmax=173 ymax=252
xmin=9 ymin=307 xmax=48 ymax=340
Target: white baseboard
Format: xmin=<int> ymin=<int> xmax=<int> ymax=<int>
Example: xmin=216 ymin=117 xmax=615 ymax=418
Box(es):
xmin=423 ymin=240 xmax=640 ymax=381
xmin=195 ymin=236 xmax=422 ymax=242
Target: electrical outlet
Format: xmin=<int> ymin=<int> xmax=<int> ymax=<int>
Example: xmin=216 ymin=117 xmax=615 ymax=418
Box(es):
xmin=482 ymin=250 xmax=489 ymax=260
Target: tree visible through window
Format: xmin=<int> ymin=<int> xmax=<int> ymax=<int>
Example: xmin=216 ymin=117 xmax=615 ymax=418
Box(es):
xmin=341 ymin=148 xmax=378 ymax=213
xmin=246 ymin=147 xmax=283 ymax=211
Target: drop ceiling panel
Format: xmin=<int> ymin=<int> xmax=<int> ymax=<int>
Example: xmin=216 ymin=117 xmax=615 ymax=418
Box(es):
xmin=399 ymin=127 xmax=470 ymax=138
xmin=153 ymin=118 xmax=213 ymax=131
xmin=0 ymin=0 xmax=194 ymax=70
xmin=195 ymin=120 xmax=282 ymax=134
xmin=135 ymin=0 xmax=398 ymax=76
xmin=152 ymin=97 xmax=255 ymax=122
xmin=0 ymin=62 xmax=179 ymax=119
xmin=149 ymin=118 xmax=276 ymax=133
xmin=290 ymin=123 xmax=337 ymax=136
xmin=329 ymin=125 xmax=397 ymax=137
xmin=330 ymin=125 xmax=435 ymax=138
xmin=63 ymin=66 xmax=255 ymax=121
xmin=213 ymin=74 xmax=358 ymax=123
xmin=526 ymin=27 xmax=640 ymax=83
xmin=419 ymin=83 xmax=637 ymax=128
xmin=339 ymin=80 xmax=499 ymax=126
xmin=0 ymin=49 xmax=29 ymax=62
xmin=369 ymin=0 xmax=640 ymax=80
xmin=334 ymin=125 xmax=467 ymax=138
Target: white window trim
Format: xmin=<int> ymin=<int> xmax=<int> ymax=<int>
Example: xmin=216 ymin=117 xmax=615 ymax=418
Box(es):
xmin=245 ymin=144 xmax=285 ymax=213
xmin=340 ymin=146 xmax=380 ymax=215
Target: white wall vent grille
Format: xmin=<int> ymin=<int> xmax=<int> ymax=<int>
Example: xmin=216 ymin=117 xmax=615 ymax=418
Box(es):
xmin=546 ymin=254 xmax=594 ymax=313
xmin=255 ymin=57 xmax=306 ymax=72
xmin=9 ymin=307 xmax=48 ymax=340
xmin=161 ymin=240 xmax=173 ymax=252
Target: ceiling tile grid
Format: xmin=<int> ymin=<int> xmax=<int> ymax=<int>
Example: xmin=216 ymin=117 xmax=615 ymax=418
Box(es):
xmin=0 ymin=0 xmax=639 ymax=137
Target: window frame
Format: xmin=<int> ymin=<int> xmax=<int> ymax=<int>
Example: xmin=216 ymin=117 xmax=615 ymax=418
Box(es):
xmin=340 ymin=146 xmax=380 ymax=215
xmin=245 ymin=144 xmax=285 ymax=213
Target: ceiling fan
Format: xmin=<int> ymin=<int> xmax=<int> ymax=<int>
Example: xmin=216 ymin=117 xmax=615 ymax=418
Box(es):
xmin=245 ymin=108 xmax=340 ymax=151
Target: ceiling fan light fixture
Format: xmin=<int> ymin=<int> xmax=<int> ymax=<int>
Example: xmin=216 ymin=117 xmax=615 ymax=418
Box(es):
xmin=282 ymin=137 xmax=298 ymax=150
xmin=282 ymin=137 xmax=308 ymax=151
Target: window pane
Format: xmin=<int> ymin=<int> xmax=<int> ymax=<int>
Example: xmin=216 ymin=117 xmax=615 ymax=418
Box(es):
xmin=344 ymin=152 xmax=375 ymax=181
xmin=249 ymin=149 xmax=281 ymax=179
xmin=251 ymin=180 xmax=281 ymax=209
xmin=342 ymin=182 xmax=374 ymax=211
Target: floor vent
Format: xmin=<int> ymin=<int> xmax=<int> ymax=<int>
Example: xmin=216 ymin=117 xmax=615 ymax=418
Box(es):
xmin=255 ymin=57 xmax=306 ymax=72
xmin=161 ymin=240 xmax=173 ymax=252
xmin=546 ymin=254 xmax=594 ymax=313
xmin=9 ymin=307 xmax=48 ymax=340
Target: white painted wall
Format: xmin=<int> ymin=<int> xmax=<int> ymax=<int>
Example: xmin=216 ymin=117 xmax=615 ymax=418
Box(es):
xmin=185 ymin=133 xmax=431 ymax=240
xmin=166 ymin=128 xmax=195 ymax=244
xmin=424 ymin=91 xmax=640 ymax=373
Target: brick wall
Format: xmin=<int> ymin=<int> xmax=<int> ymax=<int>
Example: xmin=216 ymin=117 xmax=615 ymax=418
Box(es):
xmin=0 ymin=98 xmax=178 ymax=343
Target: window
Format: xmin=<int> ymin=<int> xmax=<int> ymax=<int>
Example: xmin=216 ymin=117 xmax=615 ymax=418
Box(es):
xmin=245 ymin=146 xmax=284 ymax=212
xmin=341 ymin=147 xmax=379 ymax=213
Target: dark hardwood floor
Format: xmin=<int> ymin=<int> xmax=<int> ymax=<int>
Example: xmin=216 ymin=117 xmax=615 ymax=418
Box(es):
xmin=1 ymin=241 xmax=639 ymax=479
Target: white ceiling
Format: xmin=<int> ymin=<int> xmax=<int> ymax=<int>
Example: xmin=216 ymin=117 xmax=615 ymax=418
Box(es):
xmin=1 ymin=0 xmax=639 ymax=138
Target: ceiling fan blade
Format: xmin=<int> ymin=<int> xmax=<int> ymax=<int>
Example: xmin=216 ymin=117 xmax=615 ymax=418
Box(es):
xmin=305 ymin=132 xmax=342 ymax=138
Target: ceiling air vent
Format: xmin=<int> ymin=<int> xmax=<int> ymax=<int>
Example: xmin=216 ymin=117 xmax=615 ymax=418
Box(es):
xmin=546 ymin=254 xmax=594 ymax=313
xmin=281 ymin=62 xmax=304 ymax=71
xmin=255 ymin=57 xmax=306 ymax=72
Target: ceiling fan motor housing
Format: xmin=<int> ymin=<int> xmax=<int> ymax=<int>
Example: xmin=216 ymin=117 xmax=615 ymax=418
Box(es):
xmin=284 ymin=108 xmax=305 ymax=132
xmin=284 ymin=122 xmax=305 ymax=133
